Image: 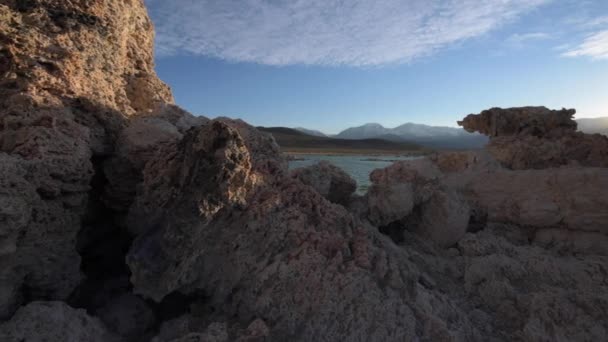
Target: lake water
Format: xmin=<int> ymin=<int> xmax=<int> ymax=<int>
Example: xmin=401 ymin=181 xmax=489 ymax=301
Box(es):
xmin=288 ymin=154 xmax=421 ymax=194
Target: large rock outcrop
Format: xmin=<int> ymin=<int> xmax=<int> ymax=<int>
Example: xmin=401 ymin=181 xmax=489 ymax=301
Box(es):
xmin=0 ymin=0 xmax=173 ymax=117
xmin=459 ymin=107 xmax=608 ymax=169
xmin=2 ymin=0 xmax=607 ymax=341
xmin=363 ymin=158 xmax=471 ymax=247
xmin=126 ymin=121 xmax=486 ymax=341
xmin=0 ymin=0 xmax=174 ymax=320
xmin=290 ymin=161 xmax=357 ymax=205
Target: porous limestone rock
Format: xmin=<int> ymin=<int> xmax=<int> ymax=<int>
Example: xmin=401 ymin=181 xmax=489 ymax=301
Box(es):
xmin=0 ymin=116 xmax=91 ymax=318
xmin=458 ymin=224 xmax=608 ymax=341
xmin=2 ymin=0 xmax=608 ymax=341
xmin=290 ymin=160 xmax=357 ymax=205
xmin=103 ymin=104 xmax=209 ymax=212
xmin=366 ymin=158 xmax=442 ymax=227
xmin=126 ymin=119 xmax=285 ymax=237
xmin=458 ymin=106 xmax=577 ymax=137
xmin=466 ymin=167 xmax=608 ymax=233
xmin=459 ymin=107 xmax=608 ymax=169
xmin=0 ymin=0 xmax=174 ymax=318
xmin=0 ymin=0 xmax=173 ymax=117
xmin=0 ymin=301 xmax=119 ymax=342
xmin=365 ymin=158 xmax=470 ymax=247
xmin=383 ymin=150 xmax=608 ymax=253
xmin=127 ymin=121 xmax=482 ymax=341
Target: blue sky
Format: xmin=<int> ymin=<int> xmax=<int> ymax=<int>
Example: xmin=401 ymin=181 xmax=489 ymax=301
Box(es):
xmin=146 ymin=0 xmax=608 ymax=134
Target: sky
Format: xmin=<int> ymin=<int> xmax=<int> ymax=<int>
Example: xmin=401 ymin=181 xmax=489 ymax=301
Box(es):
xmin=145 ymin=0 xmax=608 ymax=134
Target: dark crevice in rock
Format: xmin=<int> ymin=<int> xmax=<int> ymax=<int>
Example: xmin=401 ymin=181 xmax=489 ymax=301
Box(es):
xmin=68 ymin=155 xmax=134 ymax=312
xmin=379 ymin=220 xmax=406 ymax=244
xmin=152 ymin=290 xmax=209 ymax=323
xmin=467 ymin=207 xmax=488 ymax=233
xmin=67 ymin=155 xmax=208 ymax=341
xmin=378 ymin=204 xmax=425 ymax=245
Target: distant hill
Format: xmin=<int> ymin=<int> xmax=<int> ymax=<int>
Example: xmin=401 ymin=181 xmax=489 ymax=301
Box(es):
xmin=294 ymin=127 xmax=327 ymax=137
xmin=258 ymin=127 xmax=423 ymax=154
xmin=335 ymin=123 xmax=391 ymax=139
xmin=577 ymin=117 xmax=608 ymax=136
xmin=333 ymin=122 xmax=488 ymax=149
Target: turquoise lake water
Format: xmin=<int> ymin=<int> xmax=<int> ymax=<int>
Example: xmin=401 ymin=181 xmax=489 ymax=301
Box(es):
xmin=288 ymin=154 xmax=420 ymax=194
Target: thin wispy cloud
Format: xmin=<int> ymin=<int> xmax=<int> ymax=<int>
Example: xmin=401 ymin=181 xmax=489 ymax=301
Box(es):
xmin=146 ymin=0 xmax=549 ymax=66
xmin=582 ymin=15 xmax=608 ymax=29
xmin=563 ymin=30 xmax=608 ymax=60
xmin=506 ymin=32 xmax=551 ymax=48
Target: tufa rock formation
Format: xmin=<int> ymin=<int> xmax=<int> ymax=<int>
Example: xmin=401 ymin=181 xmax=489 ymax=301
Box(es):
xmin=290 ymin=160 xmax=357 ymax=205
xmin=0 ymin=0 xmax=186 ymax=322
xmin=1 ymin=1 xmax=607 ymax=341
xmin=458 ymin=106 xmax=608 ymax=169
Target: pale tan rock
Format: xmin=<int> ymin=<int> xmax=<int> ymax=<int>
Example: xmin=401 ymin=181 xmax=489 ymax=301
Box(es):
xmin=0 ymin=0 xmax=173 ymax=117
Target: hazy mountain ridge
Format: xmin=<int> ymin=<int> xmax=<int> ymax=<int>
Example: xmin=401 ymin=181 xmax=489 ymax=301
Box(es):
xmin=577 ymin=117 xmax=608 ymax=135
xmin=294 ymin=127 xmax=327 ymax=137
xmin=330 ymin=122 xmax=488 ymax=149
xmin=258 ymin=126 xmax=422 ymax=154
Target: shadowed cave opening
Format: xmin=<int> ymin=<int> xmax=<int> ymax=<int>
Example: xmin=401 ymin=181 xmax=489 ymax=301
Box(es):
xmin=68 ymin=155 xmax=134 ymax=311
xmin=67 ymin=155 xmax=203 ymax=341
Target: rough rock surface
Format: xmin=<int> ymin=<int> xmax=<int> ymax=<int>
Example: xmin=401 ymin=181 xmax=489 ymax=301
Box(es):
xmin=290 ymin=160 xmax=357 ymax=205
xmin=103 ymin=104 xmax=208 ymax=213
xmin=0 ymin=0 xmax=175 ymax=319
xmin=459 ymin=107 xmax=608 ymax=169
xmin=364 ymin=158 xmax=470 ymax=247
xmin=372 ymin=150 xmax=608 ymax=254
xmin=127 ymin=121 xmax=487 ymax=341
xmin=2 ymin=0 xmax=608 ymax=341
xmin=0 ymin=0 xmax=173 ymax=117
xmin=0 ymin=301 xmax=119 ymax=342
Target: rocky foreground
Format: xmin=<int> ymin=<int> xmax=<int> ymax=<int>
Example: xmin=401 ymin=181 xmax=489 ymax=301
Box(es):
xmin=1 ymin=1 xmax=607 ymax=341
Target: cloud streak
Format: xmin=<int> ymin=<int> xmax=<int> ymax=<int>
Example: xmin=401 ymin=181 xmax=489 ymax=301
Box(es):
xmin=563 ymin=30 xmax=608 ymax=60
xmin=146 ymin=0 xmax=549 ymax=66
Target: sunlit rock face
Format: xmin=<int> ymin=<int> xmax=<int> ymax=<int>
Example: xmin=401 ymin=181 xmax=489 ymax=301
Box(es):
xmin=459 ymin=106 xmax=608 ymax=169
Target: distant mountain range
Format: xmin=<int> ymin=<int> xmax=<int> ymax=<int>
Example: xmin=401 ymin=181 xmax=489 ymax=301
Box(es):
xmin=332 ymin=122 xmax=488 ymax=149
xmin=258 ymin=127 xmax=422 ymax=154
xmin=577 ymin=117 xmax=608 ymax=136
xmin=294 ymin=127 xmax=327 ymax=137
xmin=265 ymin=117 xmax=607 ymax=152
